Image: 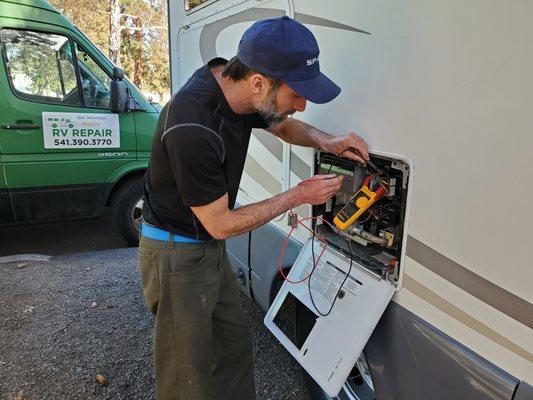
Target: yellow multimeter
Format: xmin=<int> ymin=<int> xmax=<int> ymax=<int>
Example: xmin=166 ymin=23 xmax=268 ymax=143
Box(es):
xmin=333 ymin=176 xmax=386 ymax=230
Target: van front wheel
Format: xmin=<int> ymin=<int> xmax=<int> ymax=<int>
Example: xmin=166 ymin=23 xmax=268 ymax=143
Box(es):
xmin=112 ymin=177 xmax=143 ymax=245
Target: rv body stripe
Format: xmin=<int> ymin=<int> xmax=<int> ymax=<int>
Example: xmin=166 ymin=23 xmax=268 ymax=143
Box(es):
xmin=252 ymin=130 xmax=283 ymax=161
xmin=403 ymin=275 xmax=533 ymax=362
xmin=290 ymin=151 xmax=312 ymax=180
xmin=407 ymin=236 xmax=533 ymax=329
xmin=293 ymin=12 xmax=370 ymax=35
xmin=199 ymin=8 xmax=369 ymax=64
xmin=199 ymin=8 xmax=285 ymax=63
xmin=252 ymin=131 xmax=312 ymax=181
xmin=244 ymin=155 xmax=281 ymax=196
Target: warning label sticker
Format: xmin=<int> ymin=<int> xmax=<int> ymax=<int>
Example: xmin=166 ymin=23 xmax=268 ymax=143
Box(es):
xmin=298 ymin=255 xmax=360 ymax=304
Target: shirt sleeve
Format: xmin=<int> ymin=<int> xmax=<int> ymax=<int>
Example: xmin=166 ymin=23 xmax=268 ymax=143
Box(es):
xmin=162 ymin=124 xmax=227 ymax=207
xmin=249 ymin=112 xmax=270 ymax=129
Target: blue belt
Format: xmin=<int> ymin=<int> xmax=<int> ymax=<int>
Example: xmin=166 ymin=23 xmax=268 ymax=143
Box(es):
xmin=141 ymin=222 xmax=205 ymax=243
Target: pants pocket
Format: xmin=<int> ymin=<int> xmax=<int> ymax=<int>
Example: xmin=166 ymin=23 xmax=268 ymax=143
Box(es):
xmin=168 ymin=243 xmax=208 ymax=275
xmin=138 ymin=252 xmax=160 ymax=315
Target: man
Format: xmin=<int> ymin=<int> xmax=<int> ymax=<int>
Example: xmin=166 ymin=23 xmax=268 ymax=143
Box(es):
xmin=138 ymin=16 xmax=369 ymax=400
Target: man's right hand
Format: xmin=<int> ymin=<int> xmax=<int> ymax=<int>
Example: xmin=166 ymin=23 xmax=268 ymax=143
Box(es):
xmin=292 ymin=174 xmax=343 ymax=205
xmin=190 ymin=174 xmax=343 ymax=240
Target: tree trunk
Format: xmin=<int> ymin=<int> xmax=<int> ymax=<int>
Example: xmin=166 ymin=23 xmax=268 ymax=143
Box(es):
xmin=109 ymin=0 xmax=121 ymax=66
xmin=133 ymin=17 xmax=142 ymax=87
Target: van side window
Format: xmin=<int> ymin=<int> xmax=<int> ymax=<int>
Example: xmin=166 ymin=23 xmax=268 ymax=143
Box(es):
xmin=74 ymin=43 xmax=111 ymax=109
xmin=184 ymin=0 xmax=217 ymax=12
xmin=0 ymin=29 xmax=82 ymax=105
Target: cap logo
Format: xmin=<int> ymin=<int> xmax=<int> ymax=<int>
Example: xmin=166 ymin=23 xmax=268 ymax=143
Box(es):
xmin=306 ymin=57 xmax=319 ymax=66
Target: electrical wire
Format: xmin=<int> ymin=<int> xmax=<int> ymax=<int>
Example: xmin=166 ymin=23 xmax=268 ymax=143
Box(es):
xmin=321 ymin=219 xmax=391 ymax=272
xmin=276 ymin=152 xmax=399 ymax=316
xmin=247 ymin=230 xmax=255 ymax=301
xmin=307 ymin=225 xmax=355 ymax=317
xmin=277 ymin=213 xmax=329 ymax=284
xmin=278 ymin=210 xmax=391 ymax=317
xmin=369 ymin=171 xmax=390 ymax=192
xmin=359 ymin=210 xmax=374 ymax=224
xmin=326 ymin=148 xmax=350 ymax=174
xmin=278 ymin=211 xmax=353 ymax=317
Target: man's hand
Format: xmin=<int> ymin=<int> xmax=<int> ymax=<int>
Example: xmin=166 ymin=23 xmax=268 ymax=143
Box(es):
xmin=292 ymin=174 xmax=344 ymax=205
xmin=320 ymin=132 xmax=370 ymax=163
xmin=191 ymin=175 xmax=342 ymax=240
xmin=267 ymin=119 xmax=369 ymax=163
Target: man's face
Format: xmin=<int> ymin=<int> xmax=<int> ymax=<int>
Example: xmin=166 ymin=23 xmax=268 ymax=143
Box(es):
xmin=255 ymin=82 xmax=307 ymax=127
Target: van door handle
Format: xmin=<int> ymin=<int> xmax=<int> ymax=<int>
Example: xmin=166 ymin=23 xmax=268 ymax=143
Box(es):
xmin=1 ymin=123 xmax=40 ymax=130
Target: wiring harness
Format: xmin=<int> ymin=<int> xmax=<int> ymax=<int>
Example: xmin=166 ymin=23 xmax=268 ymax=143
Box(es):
xmin=277 ymin=211 xmax=354 ymax=316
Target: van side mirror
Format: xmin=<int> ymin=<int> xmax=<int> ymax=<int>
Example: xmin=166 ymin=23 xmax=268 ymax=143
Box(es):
xmin=110 ymin=67 xmax=129 ymax=113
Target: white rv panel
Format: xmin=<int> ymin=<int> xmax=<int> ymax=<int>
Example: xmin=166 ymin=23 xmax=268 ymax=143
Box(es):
xmin=264 ymin=238 xmax=395 ymax=397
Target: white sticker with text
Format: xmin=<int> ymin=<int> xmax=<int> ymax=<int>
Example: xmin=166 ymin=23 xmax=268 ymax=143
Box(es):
xmin=43 ymin=112 xmax=120 ymax=149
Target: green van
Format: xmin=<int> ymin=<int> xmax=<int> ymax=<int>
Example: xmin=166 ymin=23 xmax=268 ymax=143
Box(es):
xmin=0 ymin=0 xmax=160 ymax=244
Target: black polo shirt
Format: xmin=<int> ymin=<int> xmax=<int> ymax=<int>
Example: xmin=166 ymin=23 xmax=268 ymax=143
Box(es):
xmin=143 ymin=58 xmax=269 ymax=240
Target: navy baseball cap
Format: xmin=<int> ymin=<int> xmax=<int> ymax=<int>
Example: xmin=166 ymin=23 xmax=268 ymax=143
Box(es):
xmin=237 ymin=16 xmax=341 ymax=104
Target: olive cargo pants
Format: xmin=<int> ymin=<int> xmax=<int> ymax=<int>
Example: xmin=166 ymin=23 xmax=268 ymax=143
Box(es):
xmin=138 ymin=236 xmax=256 ymax=400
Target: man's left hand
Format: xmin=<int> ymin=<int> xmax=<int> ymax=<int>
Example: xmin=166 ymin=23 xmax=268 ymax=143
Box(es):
xmin=320 ymin=132 xmax=370 ymax=163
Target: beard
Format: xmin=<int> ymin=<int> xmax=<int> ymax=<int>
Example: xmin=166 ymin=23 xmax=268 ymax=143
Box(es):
xmin=256 ymin=87 xmax=294 ymax=128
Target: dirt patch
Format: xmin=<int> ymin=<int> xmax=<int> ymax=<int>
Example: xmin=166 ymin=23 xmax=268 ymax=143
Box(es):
xmin=0 ymin=248 xmax=309 ymax=400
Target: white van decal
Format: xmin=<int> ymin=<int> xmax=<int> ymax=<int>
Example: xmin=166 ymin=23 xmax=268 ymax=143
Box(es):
xmin=42 ymin=112 xmax=120 ymax=149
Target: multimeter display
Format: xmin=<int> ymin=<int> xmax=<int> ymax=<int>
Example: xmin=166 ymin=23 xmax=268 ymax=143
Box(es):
xmin=333 ymin=185 xmax=379 ymax=230
xmin=336 ymin=197 xmax=364 ymax=223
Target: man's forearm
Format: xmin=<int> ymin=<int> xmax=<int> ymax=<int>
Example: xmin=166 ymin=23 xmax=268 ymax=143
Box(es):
xmin=271 ymin=119 xmax=369 ymax=163
xmin=274 ymin=118 xmax=331 ymax=149
xmin=219 ymin=189 xmax=300 ymax=239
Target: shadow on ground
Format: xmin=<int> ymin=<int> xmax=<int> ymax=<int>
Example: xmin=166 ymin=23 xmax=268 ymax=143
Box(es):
xmin=0 ymin=209 xmax=130 ymax=257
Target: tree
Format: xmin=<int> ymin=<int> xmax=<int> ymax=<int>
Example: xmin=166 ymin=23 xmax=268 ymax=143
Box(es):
xmin=185 ymin=0 xmax=206 ymax=11
xmin=49 ymin=0 xmax=170 ymax=102
xmin=49 ymin=0 xmax=110 ymax=54
xmin=109 ymin=0 xmax=122 ymax=65
xmin=121 ymin=0 xmax=169 ymax=98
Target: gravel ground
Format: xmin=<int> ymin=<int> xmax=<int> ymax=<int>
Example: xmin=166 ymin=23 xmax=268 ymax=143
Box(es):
xmin=0 ymin=248 xmax=309 ymax=400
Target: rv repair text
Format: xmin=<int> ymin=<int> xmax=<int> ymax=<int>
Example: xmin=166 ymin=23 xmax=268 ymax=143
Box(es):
xmin=52 ymin=128 xmax=113 ymax=137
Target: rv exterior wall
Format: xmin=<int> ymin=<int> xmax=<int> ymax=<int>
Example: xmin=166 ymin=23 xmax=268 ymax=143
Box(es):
xmin=168 ymin=0 xmax=533 ymax=385
xmin=293 ymin=0 xmax=533 ymax=383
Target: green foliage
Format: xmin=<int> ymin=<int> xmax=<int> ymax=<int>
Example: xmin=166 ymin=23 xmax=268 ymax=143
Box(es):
xmin=185 ymin=0 xmax=207 ymax=11
xmin=50 ymin=0 xmax=110 ymax=54
xmin=49 ymin=0 xmax=170 ymax=101
xmin=122 ymin=0 xmax=169 ymax=99
xmin=3 ymin=29 xmax=79 ymax=102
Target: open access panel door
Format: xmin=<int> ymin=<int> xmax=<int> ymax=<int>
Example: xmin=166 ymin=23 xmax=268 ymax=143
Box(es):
xmin=265 ymin=151 xmax=413 ymax=397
